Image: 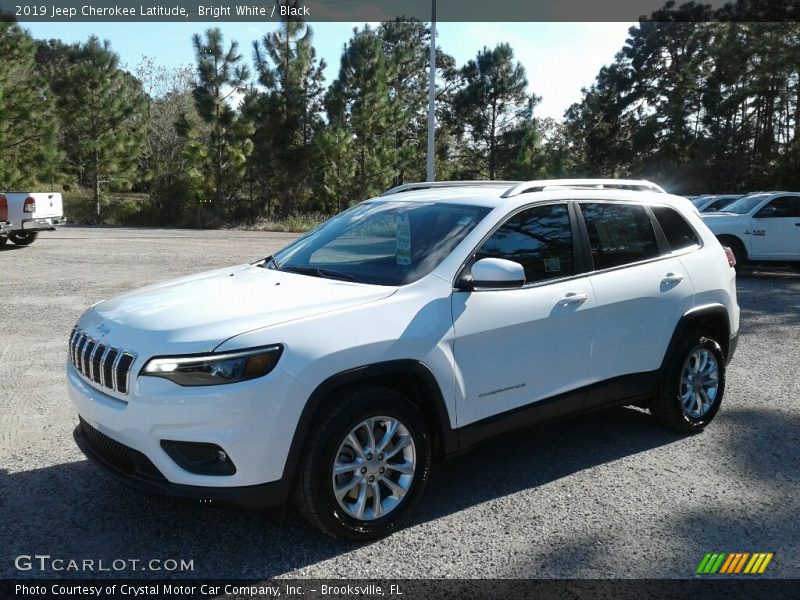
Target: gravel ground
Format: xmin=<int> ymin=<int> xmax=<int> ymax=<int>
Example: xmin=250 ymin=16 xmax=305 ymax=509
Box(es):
xmin=1 ymin=226 xmax=798 ymax=579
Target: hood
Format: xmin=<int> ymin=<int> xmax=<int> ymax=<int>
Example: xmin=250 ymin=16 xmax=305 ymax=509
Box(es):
xmin=78 ymin=264 xmax=396 ymax=353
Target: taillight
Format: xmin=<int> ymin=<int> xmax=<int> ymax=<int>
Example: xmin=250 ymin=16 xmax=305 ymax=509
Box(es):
xmin=723 ymin=246 xmax=736 ymax=269
xmin=23 ymin=197 xmax=35 ymax=213
xmin=0 ymin=194 xmax=7 ymax=221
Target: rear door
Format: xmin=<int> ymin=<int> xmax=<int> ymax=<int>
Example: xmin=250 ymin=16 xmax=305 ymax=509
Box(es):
xmin=748 ymin=195 xmax=800 ymax=260
xmin=579 ymin=202 xmax=695 ymax=401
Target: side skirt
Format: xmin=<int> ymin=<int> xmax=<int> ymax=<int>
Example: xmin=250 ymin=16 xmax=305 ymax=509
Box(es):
xmin=453 ymin=371 xmax=660 ymax=456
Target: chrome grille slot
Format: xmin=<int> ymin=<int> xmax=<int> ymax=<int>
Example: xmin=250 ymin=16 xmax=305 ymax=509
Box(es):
xmin=69 ymin=328 xmax=135 ymax=396
xmin=82 ymin=340 xmax=96 ymax=376
xmin=91 ymin=344 xmax=106 ymax=384
xmin=116 ymin=353 xmax=135 ymax=394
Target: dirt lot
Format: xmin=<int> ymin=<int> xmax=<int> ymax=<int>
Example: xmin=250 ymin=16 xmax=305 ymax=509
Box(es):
xmin=1 ymin=226 xmax=798 ymax=579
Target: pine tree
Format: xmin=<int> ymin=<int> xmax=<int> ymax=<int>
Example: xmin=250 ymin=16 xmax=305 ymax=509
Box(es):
xmin=50 ymin=36 xmax=147 ymax=215
xmin=187 ymin=28 xmax=252 ymax=215
xmin=252 ymin=18 xmax=326 ymax=215
xmin=453 ymin=43 xmax=535 ymax=179
xmin=0 ymin=23 xmax=61 ymax=189
xmin=326 ymin=26 xmax=398 ymax=200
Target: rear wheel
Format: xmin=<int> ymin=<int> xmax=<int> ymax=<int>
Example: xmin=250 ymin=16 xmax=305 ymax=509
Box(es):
xmin=9 ymin=232 xmax=38 ymax=246
xmin=651 ymin=332 xmax=725 ymax=433
xmin=295 ymin=386 xmax=431 ymax=541
xmin=0 ymin=235 xmax=7 ymax=247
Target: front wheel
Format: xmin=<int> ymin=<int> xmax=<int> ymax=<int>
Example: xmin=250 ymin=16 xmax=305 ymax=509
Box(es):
xmin=295 ymin=386 xmax=431 ymax=541
xmin=9 ymin=232 xmax=38 ymax=246
xmin=651 ymin=333 xmax=725 ymax=433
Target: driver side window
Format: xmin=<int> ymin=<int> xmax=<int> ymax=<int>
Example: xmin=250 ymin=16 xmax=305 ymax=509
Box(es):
xmin=475 ymin=203 xmax=574 ymax=285
xmin=756 ymin=196 xmax=800 ymax=218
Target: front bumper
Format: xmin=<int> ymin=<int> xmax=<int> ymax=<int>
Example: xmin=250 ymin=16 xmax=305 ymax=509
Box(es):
xmin=1 ymin=222 xmax=10 ymax=235
xmin=73 ymin=419 xmax=289 ymax=508
xmin=21 ymin=216 xmax=66 ymax=231
xmin=67 ymin=357 xmax=308 ymax=501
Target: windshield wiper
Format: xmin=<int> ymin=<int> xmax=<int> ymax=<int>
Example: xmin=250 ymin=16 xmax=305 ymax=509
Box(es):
xmin=261 ymin=255 xmax=280 ymax=270
xmin=281 ymin=265 xmax=355 ymax=282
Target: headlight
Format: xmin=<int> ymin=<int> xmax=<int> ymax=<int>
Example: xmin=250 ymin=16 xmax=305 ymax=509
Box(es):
xmin=141 ymin=345 xmax=283 ymax=386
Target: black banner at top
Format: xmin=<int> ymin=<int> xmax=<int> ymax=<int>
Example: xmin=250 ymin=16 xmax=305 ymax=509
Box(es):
xmin=3 ymin=0 xmax=800 ymax=23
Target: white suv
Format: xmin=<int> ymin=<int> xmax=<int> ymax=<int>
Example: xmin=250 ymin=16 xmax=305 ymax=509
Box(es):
xmin=68 ymin=179 xmax=740 ymax=540
xmin=701 ymin=192 xmax=800 ymax=269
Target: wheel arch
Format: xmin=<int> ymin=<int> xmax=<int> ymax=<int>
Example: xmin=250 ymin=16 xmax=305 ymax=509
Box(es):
xmin=715 ymin=234 xmax=747 ymax=261
xmin=661 ymin=304 xmax=732 ymax=370
xmin=282 ymin=360 xmax=457 ymax=486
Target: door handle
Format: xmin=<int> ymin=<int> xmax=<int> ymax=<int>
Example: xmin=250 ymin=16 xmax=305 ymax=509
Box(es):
xmin=661 ymin=272 xmax=685 ymax=284
xmin=559 ymin=292 xmax=589 ymax=305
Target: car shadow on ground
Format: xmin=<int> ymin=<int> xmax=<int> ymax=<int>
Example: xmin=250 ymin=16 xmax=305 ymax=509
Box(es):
xmin=1 ymin=405 xmax=687 ymax=579
xmin=502 ymin=407 xmax=800 ymax=578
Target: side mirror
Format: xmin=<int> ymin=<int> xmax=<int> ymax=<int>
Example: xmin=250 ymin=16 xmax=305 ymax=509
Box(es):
xmin=461 ymin=258 xmax=526 ymax=290
xmin=754 ymin=206 xmax=777 ymax=218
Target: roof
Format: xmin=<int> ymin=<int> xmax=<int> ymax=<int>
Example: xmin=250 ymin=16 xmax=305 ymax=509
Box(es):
xmin=371 ymin=178 xmax=683 ymax=210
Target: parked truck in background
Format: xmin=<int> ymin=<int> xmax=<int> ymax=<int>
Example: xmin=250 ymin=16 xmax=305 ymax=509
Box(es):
xmin=0 ymin=194 xmax=12 ymax=246
xmin=0 ymin=192 xmax=65 ymax=246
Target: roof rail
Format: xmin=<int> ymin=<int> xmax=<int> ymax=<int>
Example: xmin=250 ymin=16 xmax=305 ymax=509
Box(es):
xmin=501 ymin=179 xmax=666 ymax=198
xmin=382 ymin=180 xmax=519 ymax=196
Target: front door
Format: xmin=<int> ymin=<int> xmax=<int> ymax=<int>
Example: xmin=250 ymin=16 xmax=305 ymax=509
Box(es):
xmin=452 ymin=202 xmax=595 ymax=428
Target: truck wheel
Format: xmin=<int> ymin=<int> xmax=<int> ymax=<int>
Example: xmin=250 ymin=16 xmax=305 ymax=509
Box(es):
xmin=295 ymin=386 xmax=431 ymax=541
xmin=651 ymin=332 xmax=725 ymax=433
xmin=717 ymin=236 xmax=746 ymax=270
xmin=0 ymin=236 xmax=7 ymax=247
xmin=9 ymin=232 xmax=38 ymax=246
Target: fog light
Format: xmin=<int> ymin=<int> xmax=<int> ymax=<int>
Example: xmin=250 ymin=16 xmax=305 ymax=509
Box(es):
xmin=160 ymin=440 xmax=236 ymax=475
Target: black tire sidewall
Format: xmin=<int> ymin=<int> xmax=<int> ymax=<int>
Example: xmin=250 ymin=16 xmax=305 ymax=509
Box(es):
xmin=666 ymin=336 xmax=726 ymax=430
xmin=10 ymin=232 xmax=38 ymax=245
xmin=301 ymin=387 xmax=431 ymax=541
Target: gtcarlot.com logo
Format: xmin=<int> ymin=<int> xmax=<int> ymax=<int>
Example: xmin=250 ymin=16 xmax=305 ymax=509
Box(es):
xmin=14 ymin=554 xmax=194 ymax=573
xmin=696 ymin=552 xmax=774 ymax=575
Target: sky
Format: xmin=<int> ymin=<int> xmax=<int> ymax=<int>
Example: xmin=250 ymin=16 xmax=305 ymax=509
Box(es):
xmin=21 ymin=21 xmax=635 ymax=121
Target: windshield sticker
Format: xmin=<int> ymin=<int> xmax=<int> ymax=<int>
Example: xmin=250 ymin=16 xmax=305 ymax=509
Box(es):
xmin=544 ymin=257 xmax=561 ymax=273
xmin=396 ymin=214 xmax=411 ymax=265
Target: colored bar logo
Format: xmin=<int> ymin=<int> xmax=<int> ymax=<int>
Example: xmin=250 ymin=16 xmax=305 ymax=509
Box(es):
xmin=696 ymin=552 xmax=773 ymax=574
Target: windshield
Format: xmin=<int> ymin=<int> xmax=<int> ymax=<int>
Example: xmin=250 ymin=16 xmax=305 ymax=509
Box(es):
xmin=719 ymin=194 xmax=769 ymax=214
xmin=270 ymin=201 xmax=491 ymax=286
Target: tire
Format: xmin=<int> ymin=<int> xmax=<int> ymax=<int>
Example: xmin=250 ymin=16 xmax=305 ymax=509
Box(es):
xmin=9 ymin=232 xmax=38 ymax=246
xmin=0 ymin=235 xmax=7 ymax=247
xmin=294 ymin=386 xmax=432 ymax=541
xmin=651 ymin=332 xmax=725 ymax=433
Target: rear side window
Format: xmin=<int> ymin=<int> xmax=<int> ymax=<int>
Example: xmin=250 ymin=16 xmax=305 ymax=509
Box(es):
xmin=580 ymin=203 xmax=659 ymax=270
xmin=475 ymin=203 xmax=574 ymax=284
xmin=651 ymin=206 xmax=701 ymax=251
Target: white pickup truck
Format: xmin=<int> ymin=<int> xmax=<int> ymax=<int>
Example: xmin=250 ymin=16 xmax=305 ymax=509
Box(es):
xmin=0 ymin=192 xmax=65 ymax=246
xmin=701 ymin=192 xmax=800 ymax=269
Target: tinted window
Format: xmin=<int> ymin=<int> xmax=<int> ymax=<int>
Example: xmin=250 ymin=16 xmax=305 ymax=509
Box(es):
xmin=272 ymin=201 xmax=490 ymax=286
xmin=651 ymin=206 xmax=701 ymax=251
xmin=721 ymin=194 xmax=769 ymax=214
xmin=756 ymin=196 xmax=800 ymax=218
xmin=580 ymin=203 xmax=659 ymax=270
xmin=475 ymin=203 xmax=573 ymax=284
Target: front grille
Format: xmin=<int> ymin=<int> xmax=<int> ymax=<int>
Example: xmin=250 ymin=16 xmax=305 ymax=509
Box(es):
xmin=79 ymin=417 xmax=165 ymax=481
xmin=69 ymin=328 xmax=136 ymax=395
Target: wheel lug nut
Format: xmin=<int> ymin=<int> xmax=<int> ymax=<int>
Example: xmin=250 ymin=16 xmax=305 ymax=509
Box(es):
xmin=369 ymin=475 xmax=375 ymax=482
xmin=366 ymin=453 xmax=373 ymax=460
xmin=360 ymin=467 xmax=367 ymax=474
xmin=378 ymin=454 xmax=383 ymax=460
xmin=379 ymin=467 xmax=385 ymax=473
